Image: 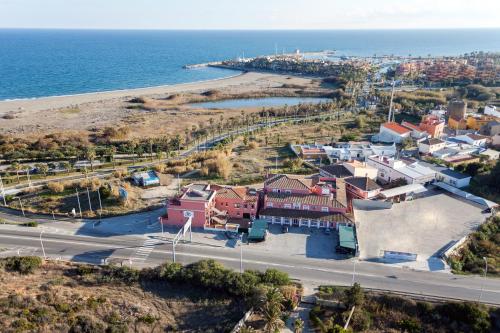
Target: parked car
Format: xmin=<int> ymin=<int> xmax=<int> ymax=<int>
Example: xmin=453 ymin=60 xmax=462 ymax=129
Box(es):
xmin=324 ymin=228 xmax=331 ymax=235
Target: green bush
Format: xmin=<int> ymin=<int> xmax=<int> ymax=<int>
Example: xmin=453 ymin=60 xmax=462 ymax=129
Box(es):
xmin=436 ymin=302 xmax=491 ymax=333
xmin=69 ymin=315 xmax=105 ymax=333
xmin=4 ymin=256 xmax=42 ymax=274
xmin=261 ymin=268 xmax=290 ymax=286
xmin=21 ymin=221 xmax=39 ymax=227
xmin=399 ymin=318 xmax=421 ymax=333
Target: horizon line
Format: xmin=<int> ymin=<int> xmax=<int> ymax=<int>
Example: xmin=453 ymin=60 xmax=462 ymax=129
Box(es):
xmin=1 ymin=27 xmax=500 ymax=31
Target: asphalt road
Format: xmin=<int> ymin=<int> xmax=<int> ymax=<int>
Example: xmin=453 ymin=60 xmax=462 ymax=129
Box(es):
xmin=0 ymin=227 xmax=499 ymax=306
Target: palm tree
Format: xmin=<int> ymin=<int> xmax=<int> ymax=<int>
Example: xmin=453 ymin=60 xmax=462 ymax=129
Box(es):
xmin=84 ymin=146 xmax=96 ymax=172
xmin=11 ymin=162 xmax=22 ymax=183
xmin=261 ymin=288 xmax=285 ymax=333
xmin=294 ymin=318 xmax=304 ymax=333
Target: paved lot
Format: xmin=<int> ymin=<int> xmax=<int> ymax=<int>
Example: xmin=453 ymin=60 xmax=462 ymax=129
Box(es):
xmin=355 ymin=190 xmax=487 ymax=271
xmin=250 ymin=224 xmax=341 ymax=260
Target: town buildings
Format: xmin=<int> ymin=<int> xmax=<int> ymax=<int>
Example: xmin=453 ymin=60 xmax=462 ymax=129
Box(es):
xmin=295 ymin=142 xmax=396 ymax=163
xmin=418 ymin=138 xmax=446 ymax=155
xmin=344 ymin=176 xmax=381 ymax=199
xmin=366 ymin=155 xmax=436 ymax=185
xmin=213 ymin=186 xmax=259 ymax=220
xmin=376 ymin=122 xmax=412 ymax=143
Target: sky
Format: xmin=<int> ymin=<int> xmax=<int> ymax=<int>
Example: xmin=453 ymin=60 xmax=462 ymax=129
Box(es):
xmin=0 ymin=0 xmax=499 ymax=30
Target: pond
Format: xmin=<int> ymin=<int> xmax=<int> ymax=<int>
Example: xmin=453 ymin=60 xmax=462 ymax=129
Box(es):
xmin=190 ymin=97 xmax=331 ymax=109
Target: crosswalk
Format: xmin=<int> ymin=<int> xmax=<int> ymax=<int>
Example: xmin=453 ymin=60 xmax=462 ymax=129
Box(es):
xmin=130 ymin=238 xmax=163 ymax=262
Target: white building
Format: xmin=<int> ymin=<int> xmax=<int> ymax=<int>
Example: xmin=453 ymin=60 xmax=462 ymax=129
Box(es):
xmin=453 ymin=134 xmax=489 ymax=147
xmin=324 ymin=142 xmax=396 ymax=162
xmin=419 ymin=162 xmax=471 ymax=188
xmin=418 ymin=138 xmax=446 ymax=155
xmin=375 ymin=122 xmax=412 ymax=144
xmin=366 ymin=155 xmax=436 ymax=185
xmin=484 ymin=105 xmax=500 ymax=118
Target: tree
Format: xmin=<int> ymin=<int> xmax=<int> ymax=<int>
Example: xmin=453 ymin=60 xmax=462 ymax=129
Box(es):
xmin=84 ymin=146 xmax=96 ymax=171
xmin=261 ymin=288 xmax=285 ymax=333
xmin=344 ymin=283 xmax=365 ymax=308
xmin=59 ymin=161 xmax=72 ymax=174
xmin=294 ymin=318 xmax=304 ymax=333
xmin=11 ymin=162 xmax=22 ymax=183
xmin=35 ymin=163 xmax=49 ymax=178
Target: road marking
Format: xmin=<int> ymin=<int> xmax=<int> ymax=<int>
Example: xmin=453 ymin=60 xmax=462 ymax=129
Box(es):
xmin=130 ymin=238 xmax=163 ymax=262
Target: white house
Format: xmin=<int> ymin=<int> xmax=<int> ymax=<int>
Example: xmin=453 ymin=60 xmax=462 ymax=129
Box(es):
xmin=375 ymin=122 xmax=412 ymax=144
xmin=366 ymin=155 xmax=436 ymax=185
xmin=453 ymin=134 xmax=489 ymax=147
xmin=418 ymin=138 xmax=446 ymax=155
xmin=420 ymin=162 xmax=471 ymax=188
xmin=321 ymin=142 xmax=396 ymax=162
xmin=484 ymin=105 xmax=500 ymax=118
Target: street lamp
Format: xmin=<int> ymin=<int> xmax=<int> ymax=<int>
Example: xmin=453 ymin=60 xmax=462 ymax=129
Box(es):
xmin=478 ymin=257 xmax=488 ymax=303
xmin=352 ymin=258 xmax=357 ymax=286
xmin=239 ymin=234 xmax=244 ymax=274
xmin=40 ymin=230 xmax=46 ymax=259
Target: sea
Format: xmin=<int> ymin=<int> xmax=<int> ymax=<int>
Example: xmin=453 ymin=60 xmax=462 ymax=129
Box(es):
xmin=1 ymin=29 xmax=499 ymax=101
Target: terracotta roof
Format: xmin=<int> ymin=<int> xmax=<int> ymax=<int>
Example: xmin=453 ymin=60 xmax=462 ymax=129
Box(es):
xmin=265 ymin=174 xmax=315 ymax=191
xmin=344 ymin=177 xmax=381 ymax=192
xmin=216 ymin=187 xmax=258 ymax=202
xmin=259 ymin=208 xmax=353 ymax=223
xmin=266 ymin=192 xmax=345 ymax=208
xmin=382 ymin=122 xmax=412 ymax=135
xmin=401 ymin=121 xmax=421 ymax=131
xmin=320 ymin=164 xmax=353 ymax=178
xmin=467 ymin=134 xmax=489 ymax=141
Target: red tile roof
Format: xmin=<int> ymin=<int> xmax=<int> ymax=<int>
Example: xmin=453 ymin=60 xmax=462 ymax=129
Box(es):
xmin=265 ymin=174 xmax=315 ymax=191
xmin=382 ymin=122 xmax=412 ymax=135
xmin=266 ymin=192 xmax=345 ymax=208
xmin=216 ymin=187 xmax=258 ymax=202
xmin=401 ymin=121 xmax=421 ymax=132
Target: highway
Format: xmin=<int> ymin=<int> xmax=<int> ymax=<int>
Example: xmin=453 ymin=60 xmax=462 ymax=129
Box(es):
xmin=0 ymin=226 xmax=499 ymax=305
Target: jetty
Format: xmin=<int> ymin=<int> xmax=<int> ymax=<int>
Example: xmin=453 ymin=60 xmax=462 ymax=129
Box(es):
xmin=183 ymin=61 xmax=223 ymax=69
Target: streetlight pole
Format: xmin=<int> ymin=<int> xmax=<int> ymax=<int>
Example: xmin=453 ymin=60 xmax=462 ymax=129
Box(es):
xmin=352 ymin=259 xmax=357 ymax=286
xmin=240 ymin=234 xmax=244 ymax=274
xmin=40 ymin=230 xmax=46 ymax=259
xmin=18 ymin=197 xmax=25 ymax=217
xmin=478 ymin=257 xmax=488 ymax=303
xmin=0 ymin=174 xmax=6 ymax=206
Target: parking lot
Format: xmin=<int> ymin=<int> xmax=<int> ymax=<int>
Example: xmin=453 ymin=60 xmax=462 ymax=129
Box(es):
xmin=355 ymin=189 xmax=487 ymax=270
xmin=248 ymin=224 xmax=343 ymax=260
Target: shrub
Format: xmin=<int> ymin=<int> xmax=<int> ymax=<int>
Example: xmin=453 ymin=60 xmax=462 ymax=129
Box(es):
xmin=261 ymin=269 xmax=290 ymax=286
xmin=21 ymin=221 xmax=39 ymax=227
xmin=436 ymin=302 xmax=491 ymax=333
xmin=47 ymin=182 xmax=65 ymax=193
xmin=4 ymin=256 xmax=42 ymax=274
xmin=69 ymin=315 xmax=106 ymax=333
xmin=398 ymin=318 xmax=421 ymax=333
xmin=343 ymin=283 xmax=364 ymax=307
xmin=248 ymin=141 xmax=259 ymax=150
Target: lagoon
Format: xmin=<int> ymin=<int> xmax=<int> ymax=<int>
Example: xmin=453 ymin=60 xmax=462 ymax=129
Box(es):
xmin=190 ymin=97 xmax=331 ymax=109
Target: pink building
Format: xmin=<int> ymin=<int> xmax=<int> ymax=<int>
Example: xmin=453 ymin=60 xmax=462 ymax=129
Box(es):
xmin=161 ymin=184 xmax=217 ymax=228
xmin=260 ymin=174 xmax=352 ymax=229
xmin=344 ymin=177 xmax=381 ymax=199
xmin=213 ymin=186 xmax=259 ymax=219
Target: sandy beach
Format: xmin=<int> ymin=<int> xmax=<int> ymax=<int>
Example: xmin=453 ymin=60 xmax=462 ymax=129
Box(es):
xmin=0 ymin=72 xmax=323 ymax=139
xmin=0 ymin=71 xmax=260 ymax=114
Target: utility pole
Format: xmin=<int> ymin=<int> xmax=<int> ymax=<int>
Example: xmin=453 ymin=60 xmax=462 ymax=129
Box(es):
xmin=26 ymin=168 xmax=32 ymax=188
xmin=0 ymin=174 xmax=6 ymax=206
xmin=75 ymin=188 xmax=82 ymax=218
xmin=388 ymin=80 xmax=396 ymax=122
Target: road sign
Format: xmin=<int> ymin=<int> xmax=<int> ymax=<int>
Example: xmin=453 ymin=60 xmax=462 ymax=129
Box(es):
xmin=182 ymin=216 xmax=192 ymax=237
xmin=183 ymin=210 xmax=194 ymax=218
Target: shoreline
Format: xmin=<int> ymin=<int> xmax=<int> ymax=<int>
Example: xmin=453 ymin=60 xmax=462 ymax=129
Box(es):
xmin=0 ymin=70 xmax=252 ymax=114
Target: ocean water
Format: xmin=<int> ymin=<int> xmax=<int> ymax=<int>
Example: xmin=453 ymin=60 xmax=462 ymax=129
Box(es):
xmin=1 ymin=29 xmax=499 ymax=100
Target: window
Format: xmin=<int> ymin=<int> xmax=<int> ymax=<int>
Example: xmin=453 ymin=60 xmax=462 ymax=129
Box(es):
xmin=284 ymin=204 xmax=292 ymax=209
xmin=303 ymin=205 xmax=310 ymax=210
xmin=244 ymin=204 xmax=248 ymax=208
xmin=234 ymin=203 xmax=241 ymax=208
xmin=225 ymin=202 xmax=228 ymax=206
xmin=321 ymin=207 xmax=329 ymax=212
xmin=285 ymin=190 xmax=292 ymax=194
xmin=237 ymin=212 xmax=240 ymax=216
xmin=251 ymin=204 xmax=255 ymax=209
xmin=267 ymin=202 xmax=273 ymax=208
xmin=272 ymin=189 xmax=278 ymax=193
xmin=293 ymin=203 xmax=300 ymax=209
